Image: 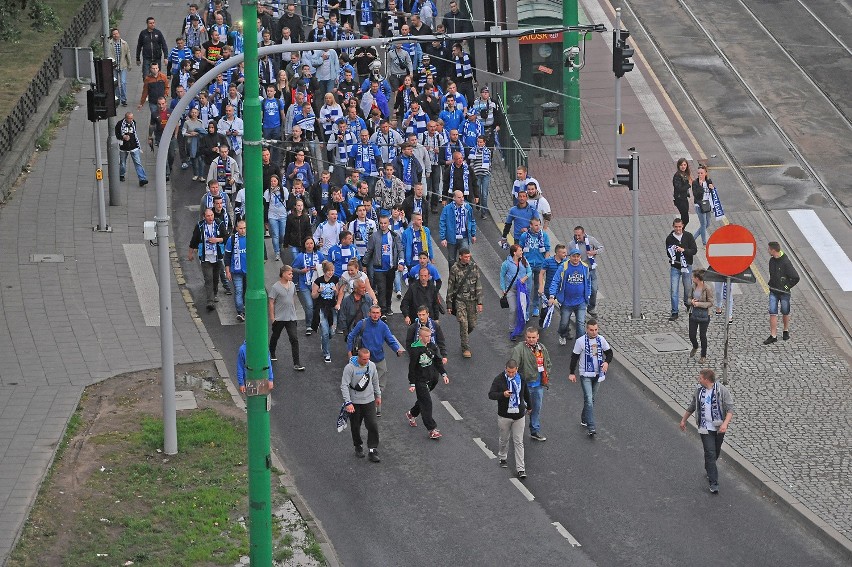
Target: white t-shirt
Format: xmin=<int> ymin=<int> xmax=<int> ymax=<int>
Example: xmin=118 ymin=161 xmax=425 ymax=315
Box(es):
xmin=572 ymin=334 xmax=612 ymax=377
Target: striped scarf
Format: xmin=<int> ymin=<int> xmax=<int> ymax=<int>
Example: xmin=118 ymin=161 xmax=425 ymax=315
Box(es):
xmin=468 ymin=147 xmax=491 ymax=175
xmin=215 ymin=158 xmax=231 ymax=185
xmin=449 ymin=162 xmax=470 ymax=195
xmin=355 ymin=143 xmax=377 ymax=175
xmin=359 ymin=0 xmax=374 ymax=26
xmin=454 ymin=53 xmax=473 ymax=80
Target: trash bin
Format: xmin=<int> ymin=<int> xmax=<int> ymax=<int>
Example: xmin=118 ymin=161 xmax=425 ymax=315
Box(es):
xmin=541 ymin=102 xmax=560 ymax=136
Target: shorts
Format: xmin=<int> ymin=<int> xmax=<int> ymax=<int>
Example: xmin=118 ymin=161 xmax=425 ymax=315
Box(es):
xmin=768 ymin=291 xmax=790 ymax=315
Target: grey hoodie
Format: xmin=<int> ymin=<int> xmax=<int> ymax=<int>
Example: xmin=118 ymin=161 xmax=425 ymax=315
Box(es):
xmin=340 ymin=357 xmax=381 ymax=405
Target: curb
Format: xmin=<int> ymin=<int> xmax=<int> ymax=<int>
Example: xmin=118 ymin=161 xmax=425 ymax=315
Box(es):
xmin=173 ymin=245 xmax=342 ymax=567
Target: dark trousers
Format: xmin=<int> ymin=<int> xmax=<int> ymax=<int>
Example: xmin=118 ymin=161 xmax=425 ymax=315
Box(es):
xmin=200 ymin=260 xmax=221 ymax=306
xmin=425 ymin=166 xmax=442 ymax=209
xmin=700 ymin=431 xmax=725 ymax=485
xmin=689 ymin=318 xmax=709 ymax=357
xmin=270 ymin=320 xmax=300 ymax=365
xmin=373 ymin=268 xmax=396 ymax=315
xmin=674 ymin=198 xmax=690 ymax=228
xmin=409 ymin=381 xmax=437 ymax=430
xmin=350 ymin=400 xmax=379 ymax=449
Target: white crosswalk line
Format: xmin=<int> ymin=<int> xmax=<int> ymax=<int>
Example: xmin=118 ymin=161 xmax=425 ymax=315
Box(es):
xmin=441 ymin=401 xmax=463 ymax=420
xmin=552 ymin=522 xmax=582 ymax=547
xmin=472 ymin=437 xmax=497 ymax=459
xmin=789 ymin=209 xmax=852 ymax=291
xmin=510 ymin=478 xmax=535 ymax=501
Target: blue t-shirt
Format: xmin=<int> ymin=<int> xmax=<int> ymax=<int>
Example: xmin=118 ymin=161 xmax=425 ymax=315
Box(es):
xmin=378 ymin=232 xmax=392 ymax=272
xmin=262 ymin=97 xmax=284 ymax=128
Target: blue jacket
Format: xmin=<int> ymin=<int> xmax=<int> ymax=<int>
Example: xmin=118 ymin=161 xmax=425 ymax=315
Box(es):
xmin=439 ymin=202 xmax=476 ymax=244
xmin=549 ymin=261 xmax=591 ymax=307
xmin=347 ymin=317 xmax=401 ymax=361
xmin=500 ymin=258 xmax=532 ymax=292
xmin=236 ymin=342 xmax=273 ymax=387
xmin=504 ymin=204 xmax=540 ymax=242
xmin=518 ymin=230 xmax=550 ymax=269
xmin=401 ymin=225 xmax=434 ymax=266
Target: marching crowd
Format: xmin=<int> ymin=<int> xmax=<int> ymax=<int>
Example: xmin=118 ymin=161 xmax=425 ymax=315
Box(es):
xmin=115 ymin=1 xmax=762 ymax=491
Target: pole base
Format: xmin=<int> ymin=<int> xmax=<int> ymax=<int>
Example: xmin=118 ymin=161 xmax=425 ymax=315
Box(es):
xmin=627 ymin=313 xmax=645 ymax=321
xmin=563 ymin=140 xmax=582 ymax=164
xmin=93 ymin=225 xmax=113 ymax=232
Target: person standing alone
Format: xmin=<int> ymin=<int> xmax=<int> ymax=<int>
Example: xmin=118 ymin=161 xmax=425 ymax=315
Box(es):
xmin=764 ymin=241 xmax=800 ymax=344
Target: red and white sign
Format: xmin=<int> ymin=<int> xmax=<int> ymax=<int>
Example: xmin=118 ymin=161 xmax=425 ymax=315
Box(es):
xmin=706 ymin=224 xmax=757 ymax=276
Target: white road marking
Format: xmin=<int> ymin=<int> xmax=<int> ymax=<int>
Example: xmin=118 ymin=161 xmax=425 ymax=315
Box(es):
xmin=789 ymin=209 xmax=852 ymax=291
xmin=472 ymin=437 xmax=497 ymax=459
xmin=510 ymin=478 xmax=535 ymax=501
xmin=441 ymin=401 xmax=463 ymax=420
xmin=123 ymin=243 xmax=160 ymax=326
xmin=552 ymin=522 xmax=582 ymax=547
xmin=707 ymin=242 xmax=756 ymax=257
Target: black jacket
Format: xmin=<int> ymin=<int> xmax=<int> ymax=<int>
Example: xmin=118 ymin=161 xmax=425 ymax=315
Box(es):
xmin=489 ymin=373 xmax=531 ymax=420
xmin=400 ymin=280 xmax=441 ymax=321
xmin=665 ymin=231 xmax=698 ymax=269
xmin=672 ymin=172 xmax=690 ymax=202
xmin=407 ymin=341 xmax=445 ymax=386
xmin=401 ymin=194 xmax=430 ymax=226
xmin=405 ymin=320 xmax=447 ymax=358
xmin=136 ymin=27 xmax=168 ymax=61
xmin=768 ymin=252 xmax=800 ymax=294
xmin=278 ymin=13 xmax=304 ymax=42
xmin=115 ymin=119 xmax=142 ymax=151
xmin=284 ymin=211 xmax=313 ymax=249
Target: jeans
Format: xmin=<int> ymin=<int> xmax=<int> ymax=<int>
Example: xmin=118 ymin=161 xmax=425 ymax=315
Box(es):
xmin=689 ymin=318 xmax=709 ymax=357
xmin=270 ymin=319 xmax=301 ymax=365
xmin=298 ymin=288 xmax=314 ymax=328
xmin=350 ymin=400 xmax=379 ymax=449
xmin=714 ymin=281 xmax=733 ymax=312
xmin=268 ymin=217 xmax=287 ymax=255
xmin=119 ymin=148 xmax=147 ymax=181
xmin=693 ymin=203 xmax=712 ymax=245
xmin=231 ymin=272 xmax=247 ymax=315
xmin=580 ymin=376 xmax=600 ymax=431
xmin=497 ymin=416 xmax=525 ymax=471
xmin=768 ymin=291 xmax=791 ymax=315
xmin=530 ymin=268 xmax=542 ymax=314
xmin=153 ymin=135 xmax=175 ymax=177
xmin=318 ymin=78 xmax=336 ymax=96
xmin=588 ymin=268 xmax=599 ymax=313
xmin=200 ymin=260 xmax=221 ymax=306
xmin=115 ymin=67 xmax=127 ymax=103
xmin=394 ymin=270 xmax=402 ymax=294
xmin=670 ymin=266 xmax=693 ymax=315
xmin=426 ymin=166 xmax=442 ymax=208
xmin=700 ymin=431 xmax=725 ymax=485
xmin=476 ymin=173 xmax=491 ymax=214
xmin=409 ymin=381 xmax=437 ymax=430
xmin=319 ymin=309 xmax=333 ymax=356
xmin=373 ymin=269 xmax=396 ymax=315
xmin=447 ymin=237 xmax=471 ymax=267
xmin=528 ymin=385 xmax=544 ymax=434
xmin=558 ymin=303 xmax=586 ymax=340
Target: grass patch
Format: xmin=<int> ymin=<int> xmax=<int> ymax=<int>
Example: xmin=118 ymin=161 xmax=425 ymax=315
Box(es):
xmin=0 ymin=0 xmax=88 ymax=121
xmin=33 ymin=89 xmax=79 ymax=151
xmin=303 ymin=531 xmax=325 ymax=563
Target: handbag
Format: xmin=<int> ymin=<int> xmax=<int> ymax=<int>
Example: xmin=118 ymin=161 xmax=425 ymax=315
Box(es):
xmin=700 ymin=200 xmax=712 ymax=213
xmin=691 ymin=306 xmax=710 ymax=322
xmin=500 ymin=263 xmax=520 ymax=309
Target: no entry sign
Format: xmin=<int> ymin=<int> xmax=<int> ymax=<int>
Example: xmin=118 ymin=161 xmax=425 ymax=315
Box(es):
xmin=706 ymin=224 xmax=757 ymax=276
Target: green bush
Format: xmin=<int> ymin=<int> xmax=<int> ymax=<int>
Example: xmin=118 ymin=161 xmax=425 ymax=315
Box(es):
xmin=28 ymin=0 xmax=61 ymax=32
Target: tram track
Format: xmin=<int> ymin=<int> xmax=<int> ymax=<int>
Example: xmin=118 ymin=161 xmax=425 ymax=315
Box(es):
xmin=618 ymin=0 xmax=852 ymax=346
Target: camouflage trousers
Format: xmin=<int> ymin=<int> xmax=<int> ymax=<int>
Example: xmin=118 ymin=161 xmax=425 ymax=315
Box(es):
xmin=455 ymin=300 xmax=478 ymax=350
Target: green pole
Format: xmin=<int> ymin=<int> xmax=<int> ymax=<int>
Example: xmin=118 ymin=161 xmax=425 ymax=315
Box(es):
xmin=563 ymin=0 xmax=580 ymax=163
xmin=241 ymin=0 xmax=273 ymax=564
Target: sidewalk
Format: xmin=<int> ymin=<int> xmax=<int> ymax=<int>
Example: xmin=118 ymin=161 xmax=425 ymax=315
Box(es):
xmin=487 ymin=10 xmax=852 ymax=551
xmin=0 ymin=1 xmax=213 ymax=563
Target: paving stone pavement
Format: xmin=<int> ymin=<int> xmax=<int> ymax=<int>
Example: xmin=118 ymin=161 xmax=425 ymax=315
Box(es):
xmin=0 ymin=0 xmax=213 ymax=563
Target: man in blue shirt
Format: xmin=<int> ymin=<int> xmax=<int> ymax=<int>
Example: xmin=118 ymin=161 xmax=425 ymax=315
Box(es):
xmin=223 ymin=220 xmax=248 ymax=321
xmin=261 ymin=85 xmax=286 ymax=165
xmin=548 ymin=246 xmax=591 ymax=345
xmin=439 ymin=190 xmax=476 ymax=266
xmin=236 ymin=340 xmax=274 ymax=394
xmin=501 ymin=188 xmax=540 ymax=243
xmin=362 ymin=216 xmax=405 ymax=317
xmin=518 ymin=218 xmax=550 ymax=317
xmin=347 ymin=304 xmax=405 ymax=416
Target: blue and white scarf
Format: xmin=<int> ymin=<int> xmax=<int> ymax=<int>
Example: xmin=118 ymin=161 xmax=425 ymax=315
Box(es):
xmin=230 ymin=234 xmax=247 ymax=272
xmin=359 ymin=0 xmax=374 ymax=26
xmin=454 ymin=52 xmax=473 ymax=80
xmin=584 ymin=335 xmax=605 ymax=379
xmin=698 ymin=383 xmax=723 ymax=430
xmin=506 ymin=372 xmax=521 ymax=413
xmin=215 ymin=157 xmax=232 ymax=185
xmin=468 ymin=147 xmax=491 ymax=175
xmin=356 ymin=143 xmax=376 ymax=175
xmin=510 ymin=279 xmax=529 ymax=340
xmin=711 ymin=187 xmax=725 ymax=220
xmin=453 ymin=204 xmax=466 ymax=239
xmin=400 ymin=156 xmax=413 ymax=185
xmin=580 ymin=236 xmax=595 ymax=270
xmin=541 ymin=303 xmax=555 ymax=329
xmin=449 ymin=161 xmax=470 ymax=195
xmin=202 ymin=221 xmax=218 ymax=261
xmin=303 ymin=252 xmax=320 ymax=287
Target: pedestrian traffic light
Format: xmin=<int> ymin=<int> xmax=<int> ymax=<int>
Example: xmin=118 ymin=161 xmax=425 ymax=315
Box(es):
xmin=612 ymin=29 xmax=634 ymax=78
xmin=86 ymin=57 xmax=116 ymax=122
xmin=615 ymin=154 xmax=638 ymax=190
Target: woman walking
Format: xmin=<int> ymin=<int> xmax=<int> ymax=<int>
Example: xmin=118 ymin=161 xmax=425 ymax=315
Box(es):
xmin=500 ymin=244 xmax=531 ymax=340
xmin=263 ymin=174 xmax=289 ymax=261
xmin=691 ymin=164 xmax=714 ymax=246
xmin=672 ymin=157 xmax=692 ymax=228
xmin=312 ymin=260 xmax=339 ymax=363
xmin=688 ymin=270 xmax=713 ymax=364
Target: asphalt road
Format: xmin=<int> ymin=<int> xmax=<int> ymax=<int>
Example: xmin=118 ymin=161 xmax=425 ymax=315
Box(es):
xmin=172 ymin=181 xmax=846 ymax=565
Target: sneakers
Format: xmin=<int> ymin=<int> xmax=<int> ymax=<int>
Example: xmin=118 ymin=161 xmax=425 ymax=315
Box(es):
xmin=270 ymin=355 xmax=278 ymax=361
xmin=368 ymin=449 xmax=380 ymax=463
xmin=119 ymin=176 xmax=125 ymax=182
xmin=689 ymin=347 xmax=697 ymax=358
xmin=783 ymin=330 xmax=790 ymax=341
xmin=305 ymin=327 xmax=313 ymax=336
xmin=293 ymin=364 xmax=306 ymax=371
xmin=139 ymin=179 xmax=148 ymax=187
xmin=324 ymin=354 xmax=331 ymax=363
xmin=206 ymin=304 xmax=215 ymax=312
xmin=236 ymin=313 xmax=245 ymax=322
xmin=396 ymin=291 xmax=402 ymax=299
xmin=531 ymin=308 xmax=540 ymax=317
xmin=376 ymin=407 xmax=382 ymax=417
xmin=406 ymin=411 xmax=417 ymax=427
xmin=699 ymin=356 xmax=706 ymax=364
xmin=224 ymin=288 xmax=233 ymax=295
xmin=517 ymin=470 xmax=527 ymax=479
xmin=580 ymin=420 xmax=588 ymax=427
xmin=709 ymin=482 xmax=719 ymax=494
xmin=669 ymin=313 xmax=679 ymax=321
xmin=181 ymin=162 xmax=189 ymax=170
xmin=763 ymin=335 xmax=778 ymax=345
xmin=274 ymin=253 xmax=280 ymax=261
xmin=530 ymin=432 xmax=547 ymax=442
xmin=429 ymin=429 xmax=442 ymax=439
xmin=499 ymin=459 xmax=508 ymax=468
xmin=354 ymin=446 xmax=365 ymax=458
xmin=558 ymin=337 xmax=567 ymax=346
xmin=462 ymin=350 xmax=472 ymax=358
xmin=588 ymin=428 xmax=597 ymax=436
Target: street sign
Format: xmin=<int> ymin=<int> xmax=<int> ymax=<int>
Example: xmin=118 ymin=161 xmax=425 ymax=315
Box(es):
xmin=703 ymin=266 xmax=757 ymax=285
xmin=706 ymin=224 xmax=757 ymax=276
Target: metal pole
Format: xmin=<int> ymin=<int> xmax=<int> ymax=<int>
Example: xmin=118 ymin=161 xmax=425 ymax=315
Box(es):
xmin=242 ymin=0 xmax=273 ymax=563
xmin=631 ymin=153 xmax=640 ymax=319
xmin=562 ymin=0 xmax=581 ymax=163
xmin=613 ymin=9 xmax=622 ymax=182
xmin=101 ymin=0 xmax=122 ymax=206
xmin=93 ymin=120 xmax=109 ymax=231
xmin=722 ymin=275 xmax=732 ymax=384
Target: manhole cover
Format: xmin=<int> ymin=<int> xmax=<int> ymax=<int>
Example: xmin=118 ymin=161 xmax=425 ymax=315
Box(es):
xmin=30 ymin=254 xmax=65 ymax=263
xmin=637 ymin=332 xmax=692 ymax=354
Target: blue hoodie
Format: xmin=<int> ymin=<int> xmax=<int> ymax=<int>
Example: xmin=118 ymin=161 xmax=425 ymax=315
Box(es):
xmin=236 ymin=342 xmax=274 ymax=387
xmin=346 ymin=317 xmax=401 ymax=361
xmin=549 ymin=260 xmax=591 ymax=307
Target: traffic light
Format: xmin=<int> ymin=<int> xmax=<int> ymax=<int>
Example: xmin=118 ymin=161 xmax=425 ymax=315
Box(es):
xmin=615 ymin=154 xmax=638 ymax=190
xmin=87 ymin=58 xmax=116 ymax=122
xmin=612 ymin=29 xmax=634 ymax=78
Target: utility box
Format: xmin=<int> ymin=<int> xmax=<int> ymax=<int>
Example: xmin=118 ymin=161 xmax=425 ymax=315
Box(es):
xmin=541 ymin=102 xmax=560 ymax=136
xmin=143 ymin=221 xmax=157 ymax=243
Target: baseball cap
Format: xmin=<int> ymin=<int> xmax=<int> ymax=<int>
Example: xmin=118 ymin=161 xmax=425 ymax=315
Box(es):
xmin=480 ymin=86 xmax=489 ymax=93
xmin=569 ymin=246 xmax=582 ymax=256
